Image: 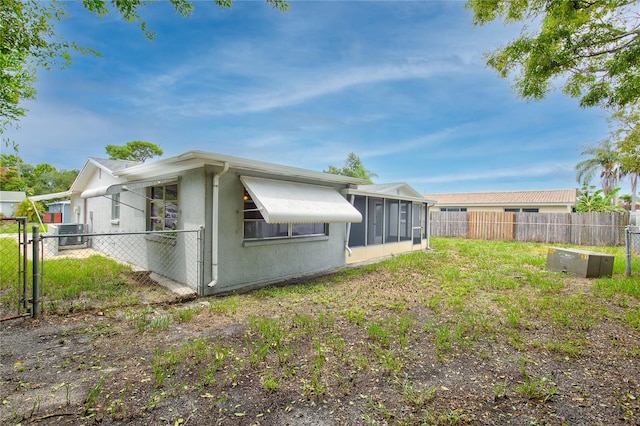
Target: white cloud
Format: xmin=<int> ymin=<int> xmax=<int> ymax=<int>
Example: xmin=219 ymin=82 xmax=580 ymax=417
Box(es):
xmin=412 ymin=162 xmax=576 ymax=185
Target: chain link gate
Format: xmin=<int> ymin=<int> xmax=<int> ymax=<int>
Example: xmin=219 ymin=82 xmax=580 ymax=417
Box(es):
xmin=625 ymin=226 xmax=640 ymax=277
xmin=0 ymin=217 xmax=32 ymax=321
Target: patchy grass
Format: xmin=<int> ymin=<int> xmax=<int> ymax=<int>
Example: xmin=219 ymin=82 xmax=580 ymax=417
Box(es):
xmin=1 ymin=238 xmax=640 ymax=425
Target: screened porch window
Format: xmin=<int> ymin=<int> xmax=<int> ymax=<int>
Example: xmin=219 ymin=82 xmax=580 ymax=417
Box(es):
xmin=349 ymin=196 xmax=426 ymax=247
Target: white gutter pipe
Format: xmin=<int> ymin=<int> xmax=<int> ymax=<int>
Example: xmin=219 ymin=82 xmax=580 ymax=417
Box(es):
xmin=207 ymin=162 xmax=230 ymax=288
xmin=345 ymin=194 xmax=355 ymax=256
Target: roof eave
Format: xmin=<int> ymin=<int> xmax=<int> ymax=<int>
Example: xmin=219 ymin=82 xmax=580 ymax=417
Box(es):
xmin=115 ymin=150 xmax=367 ymax=186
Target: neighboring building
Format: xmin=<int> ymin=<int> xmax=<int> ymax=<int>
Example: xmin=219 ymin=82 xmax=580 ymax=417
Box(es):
xmin=43 ymin=201 xmax=73 ymax=224
xmin=0 ymin=191 xmax=26 ymax=217
xmin=424 ymin=189 xmax=577 ymax=214
xmin=32 ymin=151 xmax=434 ymax=296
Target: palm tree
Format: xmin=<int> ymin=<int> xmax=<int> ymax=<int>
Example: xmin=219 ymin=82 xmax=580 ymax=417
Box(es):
xmin=575 ymin=140 xmax=622 ymax=197
xmin=618 ymin=134 xmax=640 ymax=213
xmin=610 ymin=106 xmax=640 ymax=213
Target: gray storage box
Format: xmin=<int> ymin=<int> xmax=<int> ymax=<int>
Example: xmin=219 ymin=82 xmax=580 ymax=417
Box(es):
xmin=546 ymin=247 xmax=614 ymax=278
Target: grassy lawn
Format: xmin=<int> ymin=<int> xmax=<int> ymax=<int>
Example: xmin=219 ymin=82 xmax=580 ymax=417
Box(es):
xmin=1 ymin=237 xmax=639 ymax=424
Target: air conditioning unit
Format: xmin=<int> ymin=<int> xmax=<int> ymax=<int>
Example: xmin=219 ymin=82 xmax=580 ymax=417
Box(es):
xmin=58 ymin=224 xmax=85 ymax=247
xmin=546 ymin=247 xmax=614 ymax=278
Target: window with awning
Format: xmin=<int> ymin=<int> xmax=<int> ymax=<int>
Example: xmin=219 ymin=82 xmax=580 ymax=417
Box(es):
xmin=240 ymin=176 xmax=361 ymax=240
xmin=240 ymin=176 xmax=362 ymax=224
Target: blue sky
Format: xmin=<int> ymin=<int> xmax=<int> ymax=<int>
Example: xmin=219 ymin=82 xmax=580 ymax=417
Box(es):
xmin=4 ymin=0 xmax=614 ymax=194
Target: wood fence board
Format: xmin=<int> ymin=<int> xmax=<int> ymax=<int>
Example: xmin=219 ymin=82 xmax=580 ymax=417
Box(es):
xmin=429 ymin=211 xmax=629 ymax=246
xmin=468 ymin=211 xmax=514 ymax=240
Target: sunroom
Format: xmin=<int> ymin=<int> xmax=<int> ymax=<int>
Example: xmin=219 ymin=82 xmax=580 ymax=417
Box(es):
xmin=344 ymin=183 xmax=436 ymax=264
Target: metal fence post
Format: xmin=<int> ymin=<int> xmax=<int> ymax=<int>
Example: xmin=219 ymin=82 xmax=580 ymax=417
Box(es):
xmin=32 ymin=226 xmax=41 ymax=318
xmin=20 ymin=217 xmax=28 ymax=311
xmin=198 ymin=226 xmax=205 ymax=296
xmin=625 ymin=226 xmax=632 ymax=277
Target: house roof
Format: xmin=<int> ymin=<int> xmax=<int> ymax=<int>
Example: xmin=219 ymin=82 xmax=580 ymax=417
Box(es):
xmin=27 ymin=158 xmax=139 ymax=202
xmin=0 ymin=191 xmax=26 ymax=203
xmin=423 ymin=189 xmax=577 ymax=207
xmin=346 ymin=182 xmax=435 ymax=204
xmin=113 ymin=151 xmax=367 ymax=186
xmin=90 ymin=158 xmax=139 ymax=173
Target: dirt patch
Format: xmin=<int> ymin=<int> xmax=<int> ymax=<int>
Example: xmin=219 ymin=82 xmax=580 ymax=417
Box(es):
xmin=2 ymin=268 xmax=640 ymax=425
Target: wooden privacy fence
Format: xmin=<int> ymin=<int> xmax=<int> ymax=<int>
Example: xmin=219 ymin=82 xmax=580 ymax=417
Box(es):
xmin=430 ymin=211 xmax=629 ymax=246
xmin=468 ymin=211 xmax=514 ymax=240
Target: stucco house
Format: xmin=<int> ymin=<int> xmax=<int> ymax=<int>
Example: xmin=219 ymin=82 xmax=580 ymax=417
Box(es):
xmin=33 ymin=151 xmax=434 ymax=296
xmin=424 ymin=189 xmax=577 ymax=214
xmin=0 ymin=191 xmax=26 ymax=217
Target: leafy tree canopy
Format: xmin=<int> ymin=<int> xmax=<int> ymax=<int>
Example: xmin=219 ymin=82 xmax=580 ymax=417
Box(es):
xmin=105 ymin=140 xmax=163 ymax=162
xmin=0 ymin=153 xmax=78 ymax=195
xmin=576 ymin=185 xmax=623 ymax=213
xmin=0 ymin=0 xmax=289 ymax=135
xmin=14 ymin=198 xmax=46 ymax=222
xmin=610 ymin=107 xmax=640 ymax=212
xmin=467 ymin=0 xmax=640 ymax=109
xmin=324 ymin=152 xmax=377 ymax=184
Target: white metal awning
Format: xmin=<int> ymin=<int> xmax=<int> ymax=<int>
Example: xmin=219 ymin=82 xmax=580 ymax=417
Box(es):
xmin=29 ymin=190 xmax=73 ymax=202
xmin=240 ymin=176 xmax=362 ymax=224
xmin=80 ymin=177 xmax=178 ymax=199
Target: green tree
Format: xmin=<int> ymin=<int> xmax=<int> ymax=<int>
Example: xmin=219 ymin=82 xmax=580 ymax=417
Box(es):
xmin=324 ymin=152 xmax=377 ymax=184
xmin=14 ymin=198 xmax=46 ymax=222
xmin=1 ymin=0 xmax=289 ymax=135
xmin=576 ymin=185 xmax=623 ymax=213
xmin=0 ymin=153 xmax=27 ymax=191
xmin=575 ymin=140 xmax=621 ymax=196
xmin=0 ymin=153 xmax=78 ymax=194
xmin=608 ymin=107 xmax=640 ymax=212
xmin=467 ymin=1 xmax=640 ymax=109
xmin=105 ymin=141 xmax=163 ymax=162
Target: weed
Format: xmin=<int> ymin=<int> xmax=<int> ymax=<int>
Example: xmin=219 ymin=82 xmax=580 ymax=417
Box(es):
xmin=209 ymin=295 xmax=239 ymax=315
xmin=506 ymin=308 xmax=521 ymax=328
xmin=261 ymin=373 xmax=280 ymax=392
xmin=367 ymin=320 xmax=391 ymax=347
xmin=292 ymin=312 xmax=316 ymax=335
xmin=343 ymin=306 xmax=366 ymax=325
xmin=494 ymin=380 xmax=508 ymax=399
xmin=514 ymin=372 xmax=558 ymax=402
xmin=625 ymin=307 xmax=640 ymax=331
xmin=107 ymin=386 xmax=129 ymax=420
xmin=401 ymin=380 xmax=436 ymax=407
xmin=173 ymin=306 xmax=202 ymax=322
xmin=84 ymin=375 xmax=106 ymax=416
xmin=145 ymin=389 xmax=167 ymax=411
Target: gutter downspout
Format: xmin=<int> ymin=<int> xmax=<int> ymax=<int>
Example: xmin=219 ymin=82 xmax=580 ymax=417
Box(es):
xmin=207 ymin=162 xmax=230 ymax=288
xmin=345 ymin=194 xmax=356 ymax=257
xmin=426 ymin=202 xmax=433 ymax=250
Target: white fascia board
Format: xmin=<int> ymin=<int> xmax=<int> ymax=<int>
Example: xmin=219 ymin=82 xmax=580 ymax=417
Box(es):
xmin=29 ymin=190 xmax=73 ymax=202
xmin=115 ymin=151 xmax=366 ymax=186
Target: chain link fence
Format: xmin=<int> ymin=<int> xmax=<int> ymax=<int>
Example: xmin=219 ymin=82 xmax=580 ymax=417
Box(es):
xmin=40 ymin=227 xmax=204 ymax=288
xmin=0 ymin=218 xmax=30 ymax=319
xmin=1 ymin=222 xmax=204 ymax=318
xmin=625 ymin=226 xmax=640 ymax=276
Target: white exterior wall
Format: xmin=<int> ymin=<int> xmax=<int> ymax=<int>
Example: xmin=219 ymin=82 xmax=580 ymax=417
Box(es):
xmin=0 ymin=191 xmax=25 ymax=216
xmin=208 ymin=171 xmax=349 ymax=295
